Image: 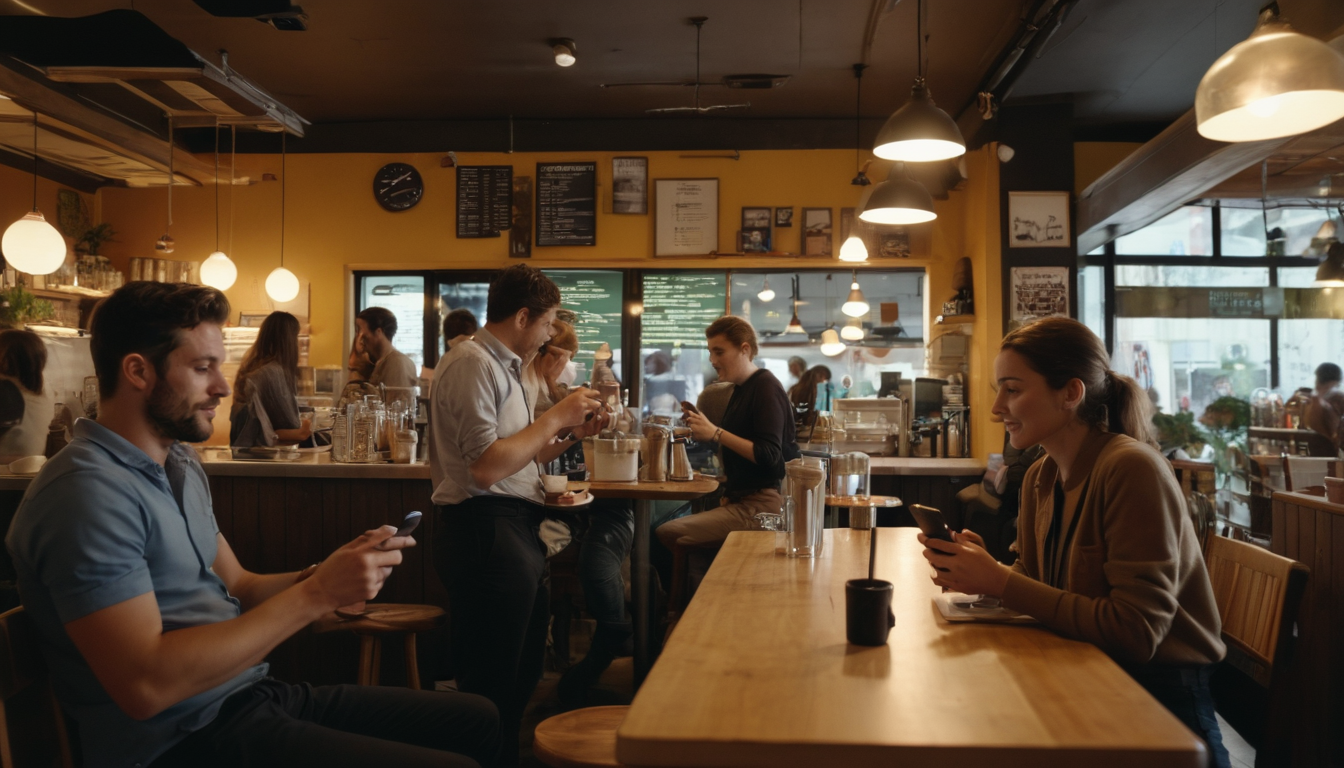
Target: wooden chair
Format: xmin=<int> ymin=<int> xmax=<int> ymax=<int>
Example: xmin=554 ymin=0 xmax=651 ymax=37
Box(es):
xmin=313 ymin=603 xmax=444 ymax=689
xmin=0 ymin=607 xmax=73 ymax=768
xmin=1281 ymin=455 xmax=1330 ymax=494
xmin=1205 ymin=535 xmax=1308 ymax=766
xmin=532 ymin=705 xmax=628 ymax=768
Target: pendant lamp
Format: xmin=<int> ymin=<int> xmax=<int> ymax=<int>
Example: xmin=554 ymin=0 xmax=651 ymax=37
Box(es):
xmin=839 ymin=234 xmax=869 ymax=262
xmin=266 ymin=132 xmax=300 ymax=302
xmin=820 ymin=328 xmax=846 ymax=357
xmin=2 ymin=113 xmax=66 ymax=276
xmin=872 ymin=0 xmax=965 ymax=162
xmin=1196 ymin=5 xmax=1344 ymax=142
xmin=1315 ymin=242 xmax=1344 ymax=286
xmin=784 ymin=275 xmax=806 ymax=334
xmin=842 ymin=271 xmax=870 ymax=317
xmin=757 ymin=276 xmax=775 ymax=302
xmin=859 ymin=163 xmax=937 ymax=225
xmin=199 ymin=125 xmax=237 ymax=290
xmin=156 ymin=118 xmax=176 ymax=254
xmin=850 ymin=64 xmax=872 ymax=186
xmin=841 ymin=317 xmax=866 ymax=341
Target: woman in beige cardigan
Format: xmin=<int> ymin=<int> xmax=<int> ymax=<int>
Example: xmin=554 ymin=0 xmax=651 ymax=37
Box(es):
xmin=920 ymin=317 xmax=1229 ymax=768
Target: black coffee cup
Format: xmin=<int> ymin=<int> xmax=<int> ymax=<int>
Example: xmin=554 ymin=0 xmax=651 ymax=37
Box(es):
xmin=846 ymin=578 xmax=895 ymax=646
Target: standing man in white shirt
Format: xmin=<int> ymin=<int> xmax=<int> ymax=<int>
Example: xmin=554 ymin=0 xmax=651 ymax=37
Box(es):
xmin=356 ymin=306 xmax=419 ymax=389
xmin=429 ymin=265 xmax=608 ymax=765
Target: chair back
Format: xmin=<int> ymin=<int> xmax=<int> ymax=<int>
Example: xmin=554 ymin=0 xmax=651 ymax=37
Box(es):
xmin=1206 ymin=535 xmax=1308 ymax=686
xmin=0 ymin=607 xmax=73 ymax=768
xmin=1282 ymin=455 xmax=1331 ymax=493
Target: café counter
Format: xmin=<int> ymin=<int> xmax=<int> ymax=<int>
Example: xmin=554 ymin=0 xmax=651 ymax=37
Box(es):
xmin=0 ymin=452 xmax=441 ymax=688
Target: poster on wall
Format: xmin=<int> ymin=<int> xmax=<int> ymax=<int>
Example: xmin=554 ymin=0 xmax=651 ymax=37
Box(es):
xmin=740 ymin=206 xmax=771 ymax=252
xmin=536 ymin=162 xmax=597 ymax=246
xmin=1010 ymin=266 xmax=1070 ymax=327
xmin=654 ymin=178 xmax=719 ymax=256
xmin=456 ymin=165 xmax=513 ymax=238
xmin=1009 ymin=191 xmax=1070 ymax=248
xmin=802 ymin=207 xmax=832 ymax=256
xmin=612 ymin=157 xmax=648 ymax=214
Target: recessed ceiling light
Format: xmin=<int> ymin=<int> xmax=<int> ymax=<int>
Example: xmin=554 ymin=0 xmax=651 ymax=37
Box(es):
xmin=552 ymin=38 xmax=577 ymax=67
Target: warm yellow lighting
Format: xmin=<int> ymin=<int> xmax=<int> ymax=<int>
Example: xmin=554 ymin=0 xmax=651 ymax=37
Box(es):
xmin=873 ymin=81 xmax=966 ymax=162
xmin=838 ymin=235 xmax=869 ymax=262
xmin=842 ymin=279 xmax=870 ymax=318
xmin=1196 ymin=8 xmax=1344 ymax=142
xmin=2 ymin=211 xmax=66 ymax=276
xmin=841 ymin=318 xmax=865 ymax=341
xmin=200 ymin=251 xmax=237 ymax=290
xmin=265 ymin=266 xmax=300 ymax=302
xmin=820 ymin=328 xmax=846 ymax=356
xmin=859 ymin=164 xmax=937 ymax=225
xmin=553 ymin=39 xmax=577 ymax=67
xmin=758 ymin=277 xmax=776 ymax=302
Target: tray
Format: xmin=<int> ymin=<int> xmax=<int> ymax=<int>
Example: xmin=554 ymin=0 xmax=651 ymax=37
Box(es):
xmin=230 ymin=447 xmax=302 ymax=462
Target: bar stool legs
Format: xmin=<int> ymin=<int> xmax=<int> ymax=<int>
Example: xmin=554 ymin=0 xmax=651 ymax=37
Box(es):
xmin=313 ymin=603 xmax=443 ymax=689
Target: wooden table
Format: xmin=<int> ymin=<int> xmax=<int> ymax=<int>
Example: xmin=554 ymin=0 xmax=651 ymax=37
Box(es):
xmin=574 ymin=475 xmax=720 ymax=684
xmin=617 ymin=528 xmax=1207 ymax=768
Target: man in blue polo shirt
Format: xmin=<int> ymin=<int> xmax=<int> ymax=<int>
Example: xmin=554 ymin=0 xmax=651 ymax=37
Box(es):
xmin=6 ymin=282 xmax=498 ymax=768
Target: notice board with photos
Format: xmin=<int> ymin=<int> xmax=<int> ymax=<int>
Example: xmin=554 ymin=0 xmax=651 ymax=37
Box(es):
xmin=536 ymin=162 xmax=597 ymax=246
xmin=455 ymin=165 xmax=513 ymax=238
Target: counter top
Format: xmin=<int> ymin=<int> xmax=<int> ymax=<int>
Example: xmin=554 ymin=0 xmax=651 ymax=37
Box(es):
xmin=867 ymin=457 xmax=983 ymax=476
xmin=199 ymin=451 xmax=431 ymax=479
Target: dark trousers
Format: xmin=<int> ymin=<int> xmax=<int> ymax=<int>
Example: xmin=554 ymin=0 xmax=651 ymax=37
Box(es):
xmin=1125 ymin=664 xmax=1231 ymax=768
xmin=152 ymin=678 xmax=499 ymax=768
xmin=578 ymin=499 xmax=634 ymax=652
xmin=435 ymin=497 xmax=549 ymax=767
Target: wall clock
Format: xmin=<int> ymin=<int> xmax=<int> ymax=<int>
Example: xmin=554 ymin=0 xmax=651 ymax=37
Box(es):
xmin=373 ymin=162 xmax=424 ymax=211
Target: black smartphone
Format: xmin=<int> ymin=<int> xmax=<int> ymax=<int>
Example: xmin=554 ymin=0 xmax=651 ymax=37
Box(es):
xmin=394 ymin=510 xmax=422 ymax=537
xmin=680 ymin=401 xmax=700 ymax=415
xmin=909 ymin=504 xmax=954 ymax=544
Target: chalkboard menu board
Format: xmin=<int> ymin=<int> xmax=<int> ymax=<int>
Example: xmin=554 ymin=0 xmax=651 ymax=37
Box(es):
xmin=544 ymin=269 xmax=623 ymax=379
xmin=536 ymin=162 xmax=597 ymax=246
xmin=640 ymin=273 xmax=727 ymax=346
xmin=456 ymin=165 xmax=513 ymax=238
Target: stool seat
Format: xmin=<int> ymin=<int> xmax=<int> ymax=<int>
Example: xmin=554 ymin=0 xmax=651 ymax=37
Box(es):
xmin=313 ymin=603 xmax=444 ymax=689
xmin=532 ymin=705 xmax=629 ymax=768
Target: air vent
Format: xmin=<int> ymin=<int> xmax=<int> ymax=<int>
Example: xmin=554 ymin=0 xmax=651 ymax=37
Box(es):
xmin=722 ymin=74 xmax=790 ymax=89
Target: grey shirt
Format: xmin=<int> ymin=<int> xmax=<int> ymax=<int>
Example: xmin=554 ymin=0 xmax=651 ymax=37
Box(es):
xmin=229 ymin=362 xmax=301 ymax=447
xmin=370 ymin=347 xmax=419 ymax=389
xmin=430 ymin=328 xmax=544 ymax=505
xmin=6 ymin=419 xmax=266 ymax=768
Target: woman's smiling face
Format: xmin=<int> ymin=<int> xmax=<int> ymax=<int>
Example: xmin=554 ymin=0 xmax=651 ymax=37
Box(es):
xmin=992 ymin=349 xmax=1078 ymax=450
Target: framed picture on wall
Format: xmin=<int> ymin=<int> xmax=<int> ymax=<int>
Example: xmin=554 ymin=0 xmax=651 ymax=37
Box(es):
xmin=1010 ymin=266 xmax=1070 ymax=327
xmin=654 ymin=178 xmax=719 ymax=256
xmin=802 ymin=207 xmax=832 ymax=256
xmin=612 ymin=157 xmax=648 ymax=214
xmin=1008 ymin=191 xmax=1070 ymax=248
xmin=775 ymin=207 xmax=793 ymax=227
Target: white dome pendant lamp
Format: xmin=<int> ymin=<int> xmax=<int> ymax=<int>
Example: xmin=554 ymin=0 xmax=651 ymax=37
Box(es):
xmin=841 ymin=317 xmax=866 ymax=341
xmin=872 ymin=0 xmax=965 ymax=162
xmin=266 ymin=132 xmax=300 ymax=303
xmin=1196 ymin=4 xmax=1344 ymax=143
xmin=842 ymin=270 xmax=870 ymax=317
xmin=199 ymin=124 xmax=237 ymax=290
xmin=859 ymin=162 xmax=937 ymax=225
xmin=2 ymin=112 xmax=67 ymax=276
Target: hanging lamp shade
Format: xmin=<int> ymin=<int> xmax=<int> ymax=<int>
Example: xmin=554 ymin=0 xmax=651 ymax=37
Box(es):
xmin=200 ymin=251 xmax=237 ymax=290
xmin=873 ymin=81 xmax=966 ymax=162
xmin=2 ymin=211 xmax=66 ymax=276
xmin=1315 ymin=242 xmax=1344 ymax=286
xmin=758 ymin=277 xmax=775 ymax=302
xmin=1196 ymin=9 xmax=1344 ymax=142
xmin=842 ymin=278 xmax=870 ymax=317
xmin=820 ymin=328 xmax=846 ymax=356
xmin=785 ymin=304 xmax=806 ymax=335
xmin=859 ymin=164 xmax=937 ymax=225
xmin=266 ymin=266 xmax=300 ymax=302
xmin=841 ymin=317 xmax=866 ymax=341
xmin=838 ymin=234 xmax=869 ymax=262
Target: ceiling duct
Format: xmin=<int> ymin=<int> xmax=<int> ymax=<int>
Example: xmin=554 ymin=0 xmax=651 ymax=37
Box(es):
xmin=192 ymin=1 xmax=309 ymax=31
xmin=0 ymin=10 xmax=307 ymax=135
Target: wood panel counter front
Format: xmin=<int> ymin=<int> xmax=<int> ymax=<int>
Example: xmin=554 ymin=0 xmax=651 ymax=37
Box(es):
xmin=617 ymin=528 xmax=1206 ymax=768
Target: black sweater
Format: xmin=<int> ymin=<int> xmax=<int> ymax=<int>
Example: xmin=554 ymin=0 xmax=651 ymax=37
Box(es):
xmin=719 ymin=369 xmax=800 ymax=498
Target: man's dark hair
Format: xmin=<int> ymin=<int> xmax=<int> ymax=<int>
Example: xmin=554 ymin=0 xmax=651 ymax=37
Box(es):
xmin=442 ymin=308 xmax=478 ymax=341
xmin=357 ymin=306 xmax=398 ymax=341
xmin=90 ymin=282 xmax=230 ymax=398
xmin=1316 ymin=362 xmax=1342 ymax=386
xmin=486 ymin=265 xmax=560 ymax=324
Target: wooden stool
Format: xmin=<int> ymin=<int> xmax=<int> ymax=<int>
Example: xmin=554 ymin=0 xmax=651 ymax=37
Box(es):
xmin=313 ymin=603 xmax=443 ymax=689
xmin=532 ymin=705 xmax=628 ymax=768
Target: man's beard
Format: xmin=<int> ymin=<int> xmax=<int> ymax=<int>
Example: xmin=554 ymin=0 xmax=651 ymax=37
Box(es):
xmin=147 ymin=378 xmax=215 ymax=443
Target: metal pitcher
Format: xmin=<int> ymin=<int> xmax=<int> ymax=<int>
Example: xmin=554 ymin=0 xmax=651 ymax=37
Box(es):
xmin=642 ymin=424 xmax=671 ymax=482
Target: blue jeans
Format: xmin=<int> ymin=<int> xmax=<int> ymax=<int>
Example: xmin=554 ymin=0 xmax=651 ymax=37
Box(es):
xmin=1124 ymin=664 xmax=1230 ymax=768
xmin=578 ymin=499 xmax=634 ymax=652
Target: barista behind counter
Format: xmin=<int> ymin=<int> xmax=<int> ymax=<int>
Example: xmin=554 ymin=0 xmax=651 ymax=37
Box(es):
xmin=356 ymin=306 xmax=419 ymax=389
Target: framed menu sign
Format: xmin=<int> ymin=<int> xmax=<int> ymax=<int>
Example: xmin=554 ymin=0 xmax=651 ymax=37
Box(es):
xmin=536 ymin=162 xmax=597 ymax=246
xmin=456 ymin=165 xmax=513 ymax=238
xmin=654 ymin=178 xmax=719 ymax=256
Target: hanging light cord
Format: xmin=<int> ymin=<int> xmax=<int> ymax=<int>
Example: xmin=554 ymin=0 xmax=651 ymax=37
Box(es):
xmin=229 ymin=126 xmax=236 ymax=256
xmin=280 ymin=132 xmax=286 ymax=267
xmin=213 ymin=124 xmax=221 ymax=251
xmin=693 ymin=18 xmax=703 ymax=110
xmin=30 ymin=113 xmax=38 ymax=211
xmin=916 ymin=0 xmax=923 ymax=82
xmin=853 ymin=64 xmax=866 ymax=171
xmin=166 ymin=118 xmax=173 ymax=230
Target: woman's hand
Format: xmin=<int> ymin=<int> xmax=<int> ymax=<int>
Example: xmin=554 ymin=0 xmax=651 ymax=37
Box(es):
xmin=683 ymin=409 xmax=717 ymax=442
xmin=917 ymin=531 xmax=1011 ymax=597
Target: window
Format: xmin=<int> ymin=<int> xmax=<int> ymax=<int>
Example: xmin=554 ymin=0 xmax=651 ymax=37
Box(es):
xmin=1115 ymin=206 xmax=1212 ymax=256
xmin=639 ymin=272 xmax=726 ymax=416
xmin=357 ymin=274 xmax=428 ymax=370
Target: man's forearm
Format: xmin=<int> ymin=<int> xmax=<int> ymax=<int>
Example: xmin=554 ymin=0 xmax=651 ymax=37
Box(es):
xmin=230 ymin=570 xmax=305 ymax=611
xmin=470 ymin=411 xmax=567 ymax=488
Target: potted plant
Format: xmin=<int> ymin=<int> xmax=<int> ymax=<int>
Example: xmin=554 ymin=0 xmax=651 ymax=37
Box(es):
xmin=75 ymin=222 xmax=116 ymax=256
xmin=1152 ymin=410 xmax=1208 ymax=458
xmin=0 ymin=285 xmax=56 ymax=329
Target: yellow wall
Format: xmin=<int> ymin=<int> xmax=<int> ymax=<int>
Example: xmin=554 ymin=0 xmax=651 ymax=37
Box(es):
xmin=92 ymin=145 xmax=1003 ymax=457
xmin=1074 ymin=141 xmax=1143 ymax=196
xmin=0 ymin=163 xmax=92 ymax=264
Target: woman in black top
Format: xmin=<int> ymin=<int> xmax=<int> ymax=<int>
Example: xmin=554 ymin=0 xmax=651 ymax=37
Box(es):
xmin=230 ymin=311 xmax=312 ymax=447
xmin=656 ymin=316 xmax=799 ymax=551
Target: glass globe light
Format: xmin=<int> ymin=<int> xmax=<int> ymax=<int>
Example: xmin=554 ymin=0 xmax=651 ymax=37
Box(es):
xmin=2 ymin=211 xmax=66 ymax=276
xmin=265 ymin=266 xmax=300 ymax=302
xmin=199 ymin=251 xmax=237 ymax=290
